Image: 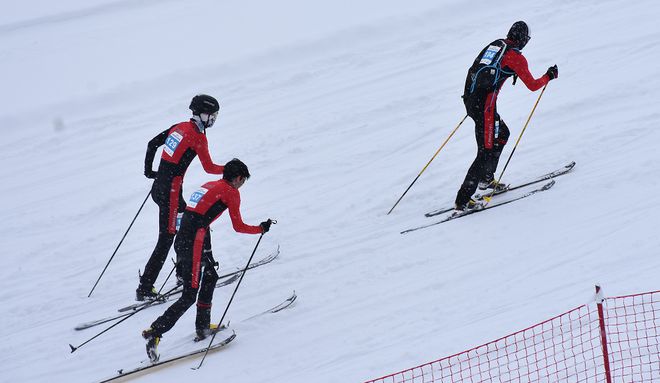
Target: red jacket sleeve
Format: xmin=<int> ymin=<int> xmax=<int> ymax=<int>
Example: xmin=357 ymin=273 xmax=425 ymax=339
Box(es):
xmin=225 ymin=189 xmax=263 ymax=234
xmin=502 ymin=50 xmax=549 ymax=91
xmin=196 ymin=135 xmax=224 ymax=175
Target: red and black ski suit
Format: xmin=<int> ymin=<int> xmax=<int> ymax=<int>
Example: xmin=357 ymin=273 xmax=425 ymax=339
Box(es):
xmin=455 ymin=39 xmax=549 ymax=207
xmin=140 ymin=120 xmax=224 ymax=291
xmin=149 ymin=179 xmax=263 ymax=336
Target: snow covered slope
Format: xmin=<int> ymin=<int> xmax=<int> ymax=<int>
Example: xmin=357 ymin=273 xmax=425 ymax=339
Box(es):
xmin=2 ymin=0 xmax=659 ymax=382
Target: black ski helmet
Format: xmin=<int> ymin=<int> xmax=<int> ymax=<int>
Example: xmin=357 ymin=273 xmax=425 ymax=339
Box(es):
xmin=507 ymin=21 xmax=531 ymax=50
xmin=189 ymin=94 xmax=220 ymax=115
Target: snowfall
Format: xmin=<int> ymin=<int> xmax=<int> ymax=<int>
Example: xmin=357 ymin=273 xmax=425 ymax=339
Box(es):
xmin=2 ymin=0 xmax=659 ymax=382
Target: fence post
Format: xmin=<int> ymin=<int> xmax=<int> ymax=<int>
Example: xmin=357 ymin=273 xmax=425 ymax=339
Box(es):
xmin=595 ymin=285 xmax=613 ymax=383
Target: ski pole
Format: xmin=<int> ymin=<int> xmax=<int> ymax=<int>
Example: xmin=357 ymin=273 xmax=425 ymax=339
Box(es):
xmin=157 ymin=260 xmax=177 ymax=295
xmin=192 ymin=223 xmax=275 ymax=370
xmin=70 ymin=284 xmax=181 ymax=353
xmin=387 ymin=115 xmax=468 ymax=215
xmin=88 ymin=190 xmax=151 ymax=297
xmin=483 ymin=84 xmax=548 ymax=205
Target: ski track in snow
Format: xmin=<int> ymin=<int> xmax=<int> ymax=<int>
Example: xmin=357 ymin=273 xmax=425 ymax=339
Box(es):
xmin=2 ymin=0 xmax=660 ymax=382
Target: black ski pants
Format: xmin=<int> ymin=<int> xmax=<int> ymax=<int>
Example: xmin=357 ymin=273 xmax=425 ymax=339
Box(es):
xmin=139 ymin=176 xmax=186 ymax=289
xmin=455 ymin=92 xmax=510 ymax=206
xmin=150 ymin=226 xmax=218 ymax=336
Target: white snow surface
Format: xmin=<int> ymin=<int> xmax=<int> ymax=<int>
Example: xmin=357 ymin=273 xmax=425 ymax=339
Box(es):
xmin=2 ymin=0 xmax=660 ymax=382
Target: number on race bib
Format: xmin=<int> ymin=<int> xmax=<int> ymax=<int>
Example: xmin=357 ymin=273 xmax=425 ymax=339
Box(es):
xmin=164 ymin=131 xmax=184 ymax=156
xmin=479 ymin=45 xmax=502 ymax=65
xmin=188 ymin=188 xmax=208 ymax=209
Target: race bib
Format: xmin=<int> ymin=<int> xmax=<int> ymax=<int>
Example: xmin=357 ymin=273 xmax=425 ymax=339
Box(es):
xmin=479 ymin=45 xmax=502 ymax=65
xmin=188 ymin=187 xmax=209 ymax=209
xmin=164 ymin=131 xmax=183 ymax=156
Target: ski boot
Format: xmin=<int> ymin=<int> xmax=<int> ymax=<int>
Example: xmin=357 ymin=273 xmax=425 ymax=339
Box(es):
xmin=142 ymin=328 xmax=161 ymax=363
xmin=452 ymin=198 xmax=482 ymax=217
xmin=135 ymin=285 xmax=158 ymax=301
xmin=478 ymin=179 xmax=508 ymax=193
xmin=195 ymin=323 xmax=226 ymax=342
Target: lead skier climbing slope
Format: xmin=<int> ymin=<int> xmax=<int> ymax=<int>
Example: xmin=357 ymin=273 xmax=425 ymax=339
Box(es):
xmin=453 ymin=21 xmax=558 ymax=214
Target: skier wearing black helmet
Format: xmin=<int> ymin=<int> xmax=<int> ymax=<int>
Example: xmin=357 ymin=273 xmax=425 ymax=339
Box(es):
xmin=453 ymin=21 xmax=558 ymax=214
xmin=137 ymin=94 xmax=225 ymax=301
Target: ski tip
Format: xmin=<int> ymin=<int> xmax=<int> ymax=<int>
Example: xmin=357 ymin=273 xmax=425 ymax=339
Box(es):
xmin=542 ymin=179 xmax=556 ymax=190
xmin=69 ymin=344 xmax=77 ymax=353
xmin=223 ymin=330 xmax=237 ymax=344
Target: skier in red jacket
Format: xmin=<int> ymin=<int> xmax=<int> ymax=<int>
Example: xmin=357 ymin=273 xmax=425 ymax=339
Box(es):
xmin=454 ymin=21 xmax=558 ymax=213
xmin=137 ymin=95 xmax=225 ymax=301
xmin=142 ymin=159 xmax=272 ymax=362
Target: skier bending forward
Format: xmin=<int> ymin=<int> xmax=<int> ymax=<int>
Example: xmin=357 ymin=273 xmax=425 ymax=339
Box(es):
xmin=142 ymin=159 xmax=273 ymax=362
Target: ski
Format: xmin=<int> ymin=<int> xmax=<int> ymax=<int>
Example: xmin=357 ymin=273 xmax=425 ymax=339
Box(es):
xmin=117 ymin=272 xmax=242 ymax=314
xmin=75 ymin=312 xmax=131 ymax=331
xmin=117 ymin=246 xmax=280 ymax=313
xmin=74 ymin=275 xmax=240 ymax=331
xmin=402 ymin=180 xmax=555 ymax=234
xmin=263 ymin=291 xmax=297 ymax=314
xmin=242 ymin=290 xmax=297 ymax=321
xmin=76 ymin=247 xmax=280 ymax=331
xmin=98 ymin=330 xmax=236 ymax=383
xmin=425 ymin=161 xmax=575 ymax=218
xmin=95 ymin=290 xmax=294 ymax=382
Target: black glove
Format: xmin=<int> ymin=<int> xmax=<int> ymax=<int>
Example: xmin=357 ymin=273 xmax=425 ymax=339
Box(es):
xmin=546 ymin=65 xmax=558 ymax=80
xmin=260 ymin=219 xmax=273 ymax=233
xmin=144 ymin=169 xmax=157 ymax=179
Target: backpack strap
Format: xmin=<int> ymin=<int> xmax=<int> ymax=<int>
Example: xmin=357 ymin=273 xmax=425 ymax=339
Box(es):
xmin=469 ymin=40 xmax=511 ymax=94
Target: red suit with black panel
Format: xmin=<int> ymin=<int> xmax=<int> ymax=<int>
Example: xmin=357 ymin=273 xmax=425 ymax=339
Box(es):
xmin=149 ymin=179 xmax=262 ymax=336
xmin=140 ymin=120 xmax=224 ymax=290
xmin=455 ymin=39 xmax=549 ymax=207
